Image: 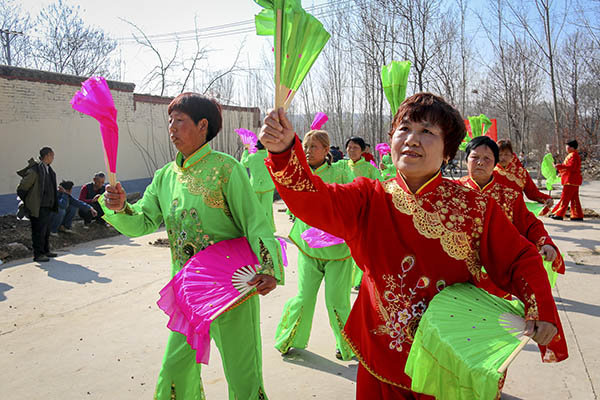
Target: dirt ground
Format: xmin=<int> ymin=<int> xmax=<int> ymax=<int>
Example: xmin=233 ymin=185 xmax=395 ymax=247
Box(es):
xmin=0 ymin=215 xmax=121 ymax=263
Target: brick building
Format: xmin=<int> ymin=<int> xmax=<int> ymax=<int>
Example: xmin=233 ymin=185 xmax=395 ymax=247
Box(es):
xmin=0 ymin=66 xmax=260 ymax=215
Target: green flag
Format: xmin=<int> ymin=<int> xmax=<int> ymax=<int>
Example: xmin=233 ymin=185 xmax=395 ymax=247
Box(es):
xmin=381 ymin=60 xmax=412 ymax=115
xmin=541 ymin=153 xmax=560 ymax=191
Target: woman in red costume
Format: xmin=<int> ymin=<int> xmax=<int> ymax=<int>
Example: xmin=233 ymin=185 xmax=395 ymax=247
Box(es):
xmin=458 ymin=136 xmax=565 ymax=298
xmin=550 ymin=140 xmax=584 ymax=221
xmin=495 ymin=139 xmax=553 ymax=214
xmin=259 ymin=93 xmax=568 ymax=399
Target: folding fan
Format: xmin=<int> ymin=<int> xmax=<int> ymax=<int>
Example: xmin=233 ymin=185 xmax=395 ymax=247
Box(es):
xmin=405 ymin=283 xmax=530 ymax=400
xmin=71 ymin=76 xmax=119 ymax=186
xmin=381 ymin=60 xmax=411 ymax=115
xmin=310 ymin=112 xmax=328 ymax=130
xmin=156 ymin=237 xmax=260 ymax=364
xmin=375 ymin=143 xmax=391 ymax=157
xmin=541 ymin=153 xmax=560 ymax=191
xmin=459 ymin=114 xmax=492 ymax=151
xmin=301 ymin=227 xmax=344 ymax=248
xmin=235 ymin=128 xmax=258 ymax=154
xmin=255 ymin=0 xmax=330 ymax=109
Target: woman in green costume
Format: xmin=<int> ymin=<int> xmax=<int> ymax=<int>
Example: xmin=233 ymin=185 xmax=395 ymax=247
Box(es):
xmin=102 ymin=93 xmax=284 ymax=400
xmin=336 ymin=136 xmax=382 ymax=181
xmin=240 ymin=140 xmax=276 ymax=232
xmin=274 ymin=130 xmax=354 ymax=361
xmin=379 ymin=153 xmax=396 ymax=179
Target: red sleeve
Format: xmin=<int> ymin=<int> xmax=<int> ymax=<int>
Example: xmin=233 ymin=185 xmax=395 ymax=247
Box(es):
xmin=523 ymin=171 xmax=551 ymax=203
xmin=78 ymin=185 xmax=93 ymax=204
xmin=480 ymin=202 xmax=568 ymax=362
xmin=267 ymin=135 xmax=368 ymax=242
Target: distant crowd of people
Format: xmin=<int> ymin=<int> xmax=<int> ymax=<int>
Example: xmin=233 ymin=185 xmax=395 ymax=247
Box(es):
xmin=16 ymin=146 xmax=108 ymax=262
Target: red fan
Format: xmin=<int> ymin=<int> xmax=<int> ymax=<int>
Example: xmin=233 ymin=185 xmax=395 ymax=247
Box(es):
xmin=157 ymin=237 xmax=260 ymax=364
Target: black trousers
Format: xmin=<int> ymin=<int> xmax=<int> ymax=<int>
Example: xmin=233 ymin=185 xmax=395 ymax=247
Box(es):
xmin=79 ymin=201 xmax=104 ymax=224
xmin=31 ymin=207 xmax=53 ymax=257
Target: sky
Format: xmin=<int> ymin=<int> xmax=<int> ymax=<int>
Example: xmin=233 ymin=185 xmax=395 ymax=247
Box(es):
xmin=18 ymin=0 xmax=332 ymax=93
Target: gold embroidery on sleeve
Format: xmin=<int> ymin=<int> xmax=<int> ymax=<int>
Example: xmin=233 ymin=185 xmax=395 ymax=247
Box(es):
xmin=269 ymin=149 xmax=317 ymax=192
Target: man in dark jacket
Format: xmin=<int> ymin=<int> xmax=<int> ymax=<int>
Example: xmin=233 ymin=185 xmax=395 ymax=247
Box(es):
xmin=16 ymin=147 xmax=58 ymax=262
xmin=50 ymin=180 xmax=97 ymax=235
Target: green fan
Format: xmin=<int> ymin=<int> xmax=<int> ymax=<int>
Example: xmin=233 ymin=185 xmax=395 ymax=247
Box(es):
xmin=405 ymin=283 xmax=529 ymax=400
xmin=544 ymin=259 xmax=558 ymax=288
xmin=459 ymin=114 xmax=493 ymax=151
xmin=381 ymin=60 xmax=411 ymax=115
xmin=525 ymin=201 xmax=544 ymax=216
xmin=541 ymin=153 xmax=560 ymax=191
xmin=254 ymin=0 xmax=330 ymax=109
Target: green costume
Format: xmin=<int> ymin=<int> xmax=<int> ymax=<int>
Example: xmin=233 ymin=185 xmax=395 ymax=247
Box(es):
xmin=336 ymin=157 xmax=381 ymax=287
xmin=274 ymin=161 xmax=354 ymax=360
xmin=241 ymin=149 xmax=276 ymax=231
xmin=380 ymin=154 xmax=396 ymax=180
xmin=100 ymin=143 xmax=284 ymax=400
xmin=335 ymin=157 xmax=382 ymax=182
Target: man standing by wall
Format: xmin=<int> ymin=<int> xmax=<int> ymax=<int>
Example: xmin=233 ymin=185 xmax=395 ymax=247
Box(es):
xmin=78 ymin=172 xmax=106 ymax=224
xmin=16 ymin=147 xmax=58 ymax=262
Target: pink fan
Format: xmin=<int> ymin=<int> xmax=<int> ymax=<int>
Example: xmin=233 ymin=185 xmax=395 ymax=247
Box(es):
xmin=375 ymin=142 xmax=391 ymax=157
xmin=235 ymin=128 xmax=258 ymax=154
xmin=301 ymin=227 xmax=344 ymax=248
xmin=310 ymin=112 xmax=328 ymax=130
xmin=70 ymin=76 xmax=118 ymax=186
xmin=156 ymin=237 xmax=260 ymax=364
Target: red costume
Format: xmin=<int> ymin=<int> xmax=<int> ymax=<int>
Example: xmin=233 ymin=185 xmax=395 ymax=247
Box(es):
xmin=266 ymin=137 xmax=568 ymax=398
xmin=458 ymin=172 xmax=566 ymax=298
xmin=552 ymin=151 xmax=583 ymax=219
xmin=494 ymin=153 xmax=551 ymax=205
xmin=362 ymin=152 xmax=375 ymax=164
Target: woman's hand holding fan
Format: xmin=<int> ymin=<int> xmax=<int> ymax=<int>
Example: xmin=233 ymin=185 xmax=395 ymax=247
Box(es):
xmin=260 ymin=108 xmax=296 ymax=154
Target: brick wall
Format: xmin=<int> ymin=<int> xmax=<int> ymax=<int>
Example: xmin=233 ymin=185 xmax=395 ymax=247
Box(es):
xmin=0 ymin=66 xmax=260 ymax=213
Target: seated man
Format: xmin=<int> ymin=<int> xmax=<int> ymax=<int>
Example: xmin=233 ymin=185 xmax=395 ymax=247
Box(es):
xmin=78 ymin=172 xmax=106 ymax=224
xmin=50 ymin=181 xmax=97 ymax=235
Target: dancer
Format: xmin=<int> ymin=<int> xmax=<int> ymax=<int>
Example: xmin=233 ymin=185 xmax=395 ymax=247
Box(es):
xmin=550 ymin=140 xmax=584 ymax=221
xmin=337 ymin=137 xmax=382 ymax=181
xmin=260 ymin=93 xmax=567 ymax=399
xmin=275 ymin=129 xmax=355 ymax=361
xmin=241 ymin=140 xmax=276 ymax=231
xmin=102 ymin=93 xmax=284 ymax=400
xmin=458 ymin=136 xmax=565 ymax=298
xmin=495 ymin=139 xmax=553 ymax=213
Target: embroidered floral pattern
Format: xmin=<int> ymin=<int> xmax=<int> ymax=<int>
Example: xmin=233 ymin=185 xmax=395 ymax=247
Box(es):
xmin=495 ymin=155 xmax=527 ymax=189
xmin=166 ymin=199 xmax=214 ymax=270
xmin=383 ymin=179 xmax=486 ymax=278
xmin=371 ymin=255 xmax=430 ymax=352
xmin=486 ymin=185 xmax=520 ymax=222
xmin=268 ymin=147 xmax=318 ymax=192
xmin=173 ymin=153 xmax=233 ymax=216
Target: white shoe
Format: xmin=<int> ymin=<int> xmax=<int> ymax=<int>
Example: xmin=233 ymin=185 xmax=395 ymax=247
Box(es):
xmin=63 ymin=228 xmax=74 ymax=234
xmin=50 ymin=232 xmax=59 ymax=237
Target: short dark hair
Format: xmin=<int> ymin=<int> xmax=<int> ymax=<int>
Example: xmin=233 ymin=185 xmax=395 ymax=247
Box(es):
xmin=39 ymin=147 xmax=53 ymax=159
xmin=94 ymin=172 xmax=105 ymax=179
xmin=497 ymin=139 xmax=513 ymax=153
xmin=389 ymin=93 xmax=466 ymax=160
xmin=168 ymin=92 xmax=223 ymax=143
xmin=59 ymin=180 xmax=74 ymax=190
xmin=345 ymin=137 xmax=366 ymax=151
xmin=256 ymin=140 xmax=265 ymax=150
xmin=465 ymin=136 xmax=499 ymax=165
xmin=566 ymin=140 xmax=578 ymax=149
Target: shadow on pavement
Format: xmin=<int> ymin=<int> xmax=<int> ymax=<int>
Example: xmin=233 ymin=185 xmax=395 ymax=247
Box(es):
xmin=501 ymin=393 xmax=524 ymax=399
xmin=555 ymin=296 xmax=600 ymax=318
xmin=281 ymin=348 xmax=358 ymax=382
xmin=0 ymin=282 xmax=13 ymax=301
xmin=35 ymin=259 xmax=112 ymax=284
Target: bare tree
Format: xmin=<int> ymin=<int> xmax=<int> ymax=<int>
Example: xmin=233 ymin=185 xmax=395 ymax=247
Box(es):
xmin=0 ymin=0 xmax=32 ymax=67
xmin=33 ymin=0 xmax=117 ymax=76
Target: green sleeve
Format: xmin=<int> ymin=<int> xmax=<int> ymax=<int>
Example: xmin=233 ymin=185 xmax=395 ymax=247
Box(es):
xmin=224 ymin=162 xmax=285 ymax=284
xmin=240 ymin=149 xmax=249 ymax=167
xmin=100 ymin=169 xmax=165 ymax=237
xmin=371 ymin=164 xmax=384 ymax=181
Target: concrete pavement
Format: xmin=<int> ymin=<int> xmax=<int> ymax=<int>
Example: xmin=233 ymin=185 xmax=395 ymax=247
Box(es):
xmin=1 ymin=181 xmax=598 ymax=399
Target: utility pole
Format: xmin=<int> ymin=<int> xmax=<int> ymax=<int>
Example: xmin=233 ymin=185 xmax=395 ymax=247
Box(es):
xmin=1 ymin=29 xmax=24 ymax=66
